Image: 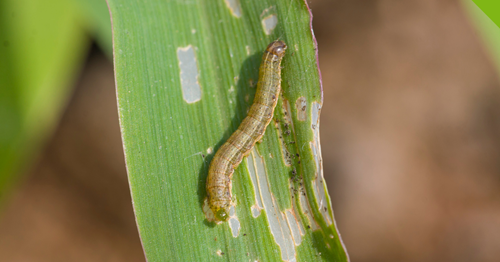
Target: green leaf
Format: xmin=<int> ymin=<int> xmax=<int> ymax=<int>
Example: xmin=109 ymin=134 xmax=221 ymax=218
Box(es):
xmin=462 ymin=0 xmax=500 ymax=74
xmin=108 ymin=0 xmax=349 ymax=261
xmin=0 ymin=0 xmax=88 ymax=198
xmin=73 ymin=0 xmax=113 ymax=56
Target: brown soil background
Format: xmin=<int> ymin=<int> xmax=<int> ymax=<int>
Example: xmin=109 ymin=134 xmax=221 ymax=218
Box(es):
xmin=1 ymin=0 xmax=500 ymax=261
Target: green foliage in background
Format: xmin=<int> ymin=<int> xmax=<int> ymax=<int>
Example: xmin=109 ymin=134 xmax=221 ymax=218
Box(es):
xmin=463 ymin=0 xmax=500 ymax=73
xmin=0 ymin=0 xmax=89 ymax=198
xmin=75 ymin=0 xmax=113 ymax=56
xmin=471 ymin=0 xmax=500 ymax=28
xmin=0 ymin=0 xmax=111 ymax=201
xmin=108 ymin=0 xmax=348 ymax=261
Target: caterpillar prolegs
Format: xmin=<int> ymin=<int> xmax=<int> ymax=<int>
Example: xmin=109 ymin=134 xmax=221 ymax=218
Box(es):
xmin=206 ymin=41 xmax=287 ymax=222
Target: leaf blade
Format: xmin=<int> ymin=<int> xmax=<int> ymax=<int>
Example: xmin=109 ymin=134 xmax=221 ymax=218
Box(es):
xmin=108 ymin=0 xmax=348 ymax=261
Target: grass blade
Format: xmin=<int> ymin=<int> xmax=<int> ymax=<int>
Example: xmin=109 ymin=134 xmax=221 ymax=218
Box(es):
xmin=108 ymin=0 xmax=348 ymax=260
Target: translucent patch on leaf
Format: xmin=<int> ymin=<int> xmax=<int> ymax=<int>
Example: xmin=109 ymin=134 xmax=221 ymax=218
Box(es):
xmin=224 ymin=0 xmax=242 ymax=18
xmin=261 ymin=14 xmax=278 ymax=35
xmin=246 ymin=154 xmax=264 ymax=217
xmin=251 ymin=205 xmax=261 ymax=218
xmin=298 ymin=216 xmax=306 ymax=235
xmin=202 ymin=198 xmax=217 ymax=223
xmin=275 ymin=99 xmax=294 ymax=166
xmin=310 ymin=102 xmax=333 ymax=225
xmin=274 ymin=118 xmax=292 ymax=166
xmin=247 ymin=149 xmax=297 ymax=262
xmin=283 ymin=99 xmax=294 ymax=126
xmin=228 ymin=206 xmax=240 ymax=237
xmin=295 ymin=96 xmax=307 ymax=121
xmin=177 ymin=45 xmax=202 ymax=103
xmin=285 ymin=210 xmax=302 ymax=246
xmin=299 ymin=189 xmax=319 ymax=231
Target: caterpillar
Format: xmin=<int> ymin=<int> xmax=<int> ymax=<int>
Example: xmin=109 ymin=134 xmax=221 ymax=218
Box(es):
xmin=206 ymin=40 xmax=287 ymax=222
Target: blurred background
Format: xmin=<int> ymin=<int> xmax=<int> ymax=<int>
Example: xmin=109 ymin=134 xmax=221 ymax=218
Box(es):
xmin=1 ymin=0 xmax=500 ymax=261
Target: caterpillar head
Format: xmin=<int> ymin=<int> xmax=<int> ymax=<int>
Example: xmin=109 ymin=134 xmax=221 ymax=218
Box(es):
xmin=214 ymin=208 xmax=229 ymax=222
xmin=267 ymin=40 xmax=287 ymax=58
